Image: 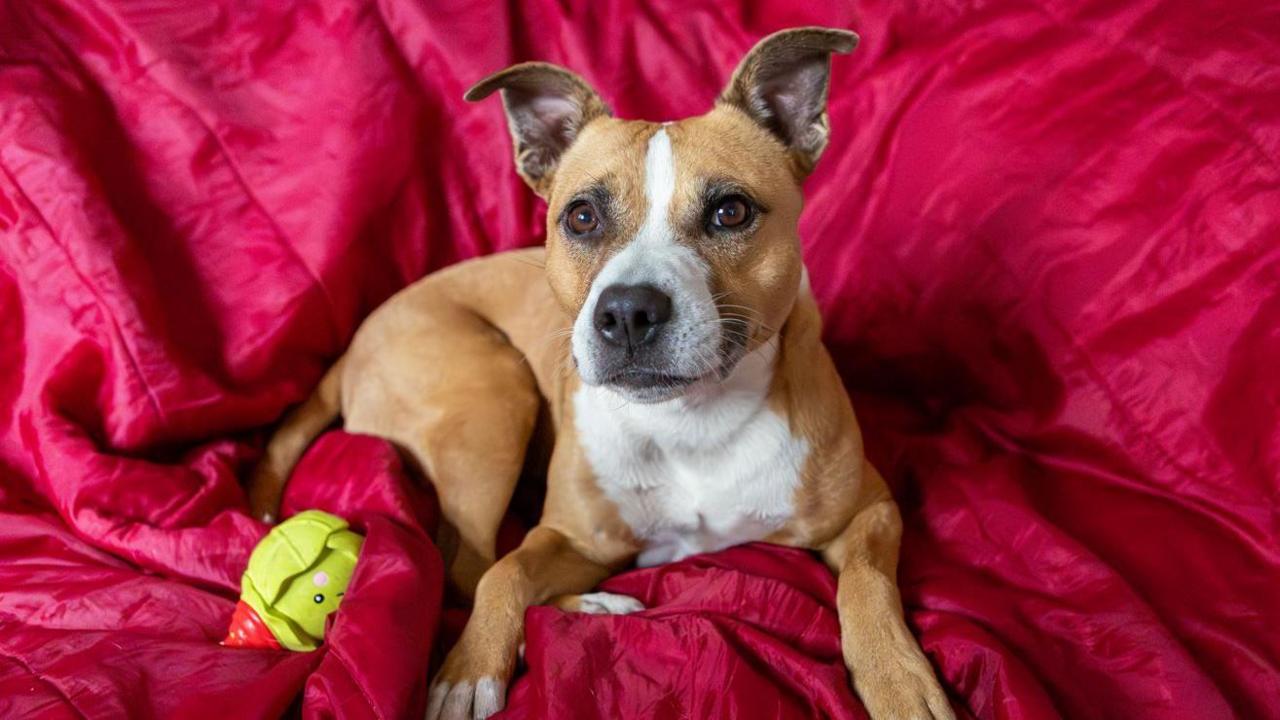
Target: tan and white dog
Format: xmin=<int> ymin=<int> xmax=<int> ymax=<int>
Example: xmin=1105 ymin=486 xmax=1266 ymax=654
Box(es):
xmin=248 ymin=27 xmax=954 ymax=720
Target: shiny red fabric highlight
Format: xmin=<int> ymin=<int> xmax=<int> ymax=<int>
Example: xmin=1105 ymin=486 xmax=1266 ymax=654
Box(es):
xmin=1 ymin=1 xmax=1278 ymax=719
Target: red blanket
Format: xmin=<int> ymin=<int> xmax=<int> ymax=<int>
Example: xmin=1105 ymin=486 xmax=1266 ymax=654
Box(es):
xmin=2 ymin=1 xmax=1277 ymax=718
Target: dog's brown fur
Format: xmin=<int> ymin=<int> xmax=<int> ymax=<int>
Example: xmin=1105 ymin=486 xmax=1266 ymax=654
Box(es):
xmin=249 ymin=27 xmax=953 ymax=720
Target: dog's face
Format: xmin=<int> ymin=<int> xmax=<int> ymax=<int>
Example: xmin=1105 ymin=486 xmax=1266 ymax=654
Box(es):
xmin=467 ymin=28 xmax=857 ymax=402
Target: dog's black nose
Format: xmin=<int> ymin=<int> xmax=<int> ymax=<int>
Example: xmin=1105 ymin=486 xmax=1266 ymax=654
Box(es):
xmin=594 ymin=284 xmax=672 ymax=349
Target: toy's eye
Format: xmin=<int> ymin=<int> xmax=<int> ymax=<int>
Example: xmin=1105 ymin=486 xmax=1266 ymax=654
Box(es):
xmin=313 ymin=593 xmax=325 ymax=604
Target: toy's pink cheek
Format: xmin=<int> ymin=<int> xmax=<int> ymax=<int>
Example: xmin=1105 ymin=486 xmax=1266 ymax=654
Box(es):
xmin=312 ymin=571 xmax=330 ymax=587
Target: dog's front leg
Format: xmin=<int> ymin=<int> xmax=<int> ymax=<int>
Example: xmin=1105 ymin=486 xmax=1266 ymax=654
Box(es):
xmin=823 ymin=467 xmax=955 ymax=720
xmin=426 ymin=525 xmax=619 ymax=720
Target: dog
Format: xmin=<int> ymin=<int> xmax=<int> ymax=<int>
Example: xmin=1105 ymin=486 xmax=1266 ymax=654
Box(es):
xmin=248 ymin=26 xmax=954 ymax=720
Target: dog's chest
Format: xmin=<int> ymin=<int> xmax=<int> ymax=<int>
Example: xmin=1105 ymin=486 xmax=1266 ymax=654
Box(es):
xmin=573 ymin=381 xmax=809 ymax=567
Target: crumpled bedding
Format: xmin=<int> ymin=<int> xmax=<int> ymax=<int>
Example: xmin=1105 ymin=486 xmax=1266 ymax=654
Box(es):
xmin=1 ymin=0 xmax=1277 ymax=718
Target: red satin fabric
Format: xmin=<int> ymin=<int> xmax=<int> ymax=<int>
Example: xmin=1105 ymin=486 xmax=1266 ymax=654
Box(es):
xmin=1 ymin=1 xmax=1277 ymax=718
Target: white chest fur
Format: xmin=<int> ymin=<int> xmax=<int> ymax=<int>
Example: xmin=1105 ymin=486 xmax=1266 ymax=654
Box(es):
xmin=573 ymin=344 xmax=809 ymax=567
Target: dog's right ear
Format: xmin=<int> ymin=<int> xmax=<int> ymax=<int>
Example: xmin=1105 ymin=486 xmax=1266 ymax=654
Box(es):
xmin=465 ymin=63 xmax=611 ymax=197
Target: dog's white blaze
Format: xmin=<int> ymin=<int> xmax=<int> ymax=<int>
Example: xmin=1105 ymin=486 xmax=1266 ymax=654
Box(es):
xmin=639 ymin=125 xmax=676 ymax=240
xmin=570 ymin=128 xmax=719 ymax=385
xmin=575 ymin=341 xmax=809 ymax=566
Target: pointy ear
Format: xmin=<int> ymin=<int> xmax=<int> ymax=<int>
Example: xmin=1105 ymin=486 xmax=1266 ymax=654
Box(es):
xmin=718 ymin=27 xmax=858 ymax=177
xmin=465 ymin=62 xmax=611 ymax=196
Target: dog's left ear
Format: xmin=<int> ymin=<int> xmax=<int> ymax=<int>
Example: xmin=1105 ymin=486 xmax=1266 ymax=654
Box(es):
xmin=719 ymin=27 xmax=858 ymax=177
xmin=465 ymin=62 xmax=611 ymax=197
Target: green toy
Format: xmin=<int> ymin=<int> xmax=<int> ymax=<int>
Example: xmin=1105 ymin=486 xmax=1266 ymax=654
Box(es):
xmin=223 ymin=510 xmax=363 ymax=651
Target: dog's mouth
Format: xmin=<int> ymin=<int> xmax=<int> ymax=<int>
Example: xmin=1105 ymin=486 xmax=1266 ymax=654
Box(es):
xmin=602 ymin=369 xmax=699 ymax=391
xmin=588 ymin=316 xmax=755 ymax=402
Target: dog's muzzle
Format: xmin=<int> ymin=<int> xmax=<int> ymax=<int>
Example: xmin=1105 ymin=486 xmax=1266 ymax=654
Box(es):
xmin=570 ymin=229 xmax=742 ymax=402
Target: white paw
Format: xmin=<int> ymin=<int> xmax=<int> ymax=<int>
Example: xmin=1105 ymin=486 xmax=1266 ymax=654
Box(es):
xmin=576 ymin=592 xmax=645 ymax=615
xmin=426 ymin=677 xmax=506 ymax=720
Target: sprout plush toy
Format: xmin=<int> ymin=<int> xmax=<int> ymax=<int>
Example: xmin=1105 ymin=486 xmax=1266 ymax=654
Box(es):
xmin=223 ymin=509 xmax=363 ymax=651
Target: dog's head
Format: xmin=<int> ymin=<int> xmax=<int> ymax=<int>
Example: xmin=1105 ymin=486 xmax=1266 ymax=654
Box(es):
xmin=467 ymin=28 xmax=856 ymax=403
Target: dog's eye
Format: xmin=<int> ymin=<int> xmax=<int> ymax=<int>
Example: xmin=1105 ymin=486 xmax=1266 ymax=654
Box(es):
xmin=710 ymin=195 xmax=753 ymax=230
xmin=565 ymin=201 xmax=600 ymax=236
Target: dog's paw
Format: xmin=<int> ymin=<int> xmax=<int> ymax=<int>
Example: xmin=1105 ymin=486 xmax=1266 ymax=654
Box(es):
xmin=426 ymin=637 xmax=513 ymax=720
xmin=575 ymin=592 xmax=645 ymax=615
xmin=856 ymin=660 xmax=955 ymax=720
xmin=426 ymin=676 xmax=506 ymax=720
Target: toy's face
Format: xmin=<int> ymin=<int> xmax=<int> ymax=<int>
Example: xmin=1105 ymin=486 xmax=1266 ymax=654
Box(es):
xmin=272 ymin=545 xmax=356 ymax=639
